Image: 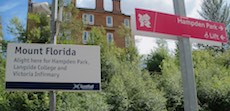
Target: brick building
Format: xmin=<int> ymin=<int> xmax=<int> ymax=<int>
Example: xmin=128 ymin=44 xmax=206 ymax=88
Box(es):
xmin=77 ymin=0 xmax=131 ymax=47
xmin=27 ymin=0 xmax=131 ymax=47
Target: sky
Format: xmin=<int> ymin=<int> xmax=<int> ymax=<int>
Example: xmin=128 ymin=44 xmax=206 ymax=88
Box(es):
xmin=0 ymin=0 xmax=227 ymax=55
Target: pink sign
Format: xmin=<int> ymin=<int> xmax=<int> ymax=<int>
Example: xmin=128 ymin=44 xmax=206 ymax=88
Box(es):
xmin=135 ymin=8 xmax=228 ymax=43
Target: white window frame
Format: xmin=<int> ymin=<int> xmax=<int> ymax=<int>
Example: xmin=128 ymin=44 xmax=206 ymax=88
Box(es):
xmin=106 ymin=16 xmax=113 ymax=27
xmin=82 ymin=31 xmax=89 ymax=44
xmin=124 ymin=19 xmax=130 ymax=27
xmin=107 ymin=33 xmax=113 ymax=43
xmin=82 ymin=14 xmax=87 ymax=24
xmin=82 ymin=14 xmax=94 ymax=25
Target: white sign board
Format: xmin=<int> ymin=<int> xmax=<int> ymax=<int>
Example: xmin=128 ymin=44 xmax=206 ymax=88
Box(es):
xmin=6 ymin=43 xmax=101 ymax=91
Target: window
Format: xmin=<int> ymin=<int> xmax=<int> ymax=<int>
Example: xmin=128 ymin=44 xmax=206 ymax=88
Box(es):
xmin=63 ymin=12 xmax=72 ymax=22
xmin=124 ymin=19 xmax=130 ymax=27
xmin=82 ymin=31 xmax=89 ymax=44
xmin=82 ymin=14 xmax=94 ymax=25
xmin=88 ymin=14 xmax=94 ymax=25
xmin=106 ymin=16 xmax=113 ymax=27
xmin=65 ymin=31 xmax=71 ymax=40
xmin=88 ymin=32 xmax=94 ymax=44
xmin=82 ymin=14 xmax=88 ymax=23
xmin=64 ymin=0 xmax=71 ymax=6
xmin=107 ymin=33 xmax=113 ymax=43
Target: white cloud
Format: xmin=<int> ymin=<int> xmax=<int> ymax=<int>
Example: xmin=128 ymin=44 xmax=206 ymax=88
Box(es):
xmin=0 ymin=2 xmax=20 ymax=12
xmin=121 ymin=0 xmax=174 ymax=15
xmin=185 ymin=0 xmax=202 ymax=19
xmin=135 ymin=36 xmax=157 ymax=55
xmin=77 ymin=0 xmax=95 ymax=9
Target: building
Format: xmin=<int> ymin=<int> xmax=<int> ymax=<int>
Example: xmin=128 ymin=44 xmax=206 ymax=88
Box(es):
xmin=27 ymin=0 xmax=131 ymax=48
xmin=77 ymin=0 xmax=131 ymax=48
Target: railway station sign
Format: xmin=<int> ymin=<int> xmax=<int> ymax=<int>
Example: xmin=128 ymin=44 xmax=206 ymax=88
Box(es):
xmin=6 ymin=43 xmax=101 ymax=91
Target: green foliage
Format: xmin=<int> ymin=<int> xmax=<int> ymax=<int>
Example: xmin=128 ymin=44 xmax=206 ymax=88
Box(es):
xmin=193 ymin=50 xmax=230 ymax=111
xmin=106 ymin=74 xmax=129 ymax=111
xmin=90 ymin=26 xmax=167 ymax=111
xmin=199 ymin=0 xmax=230 ymax=24
xmin=58 ymin=92 xmax=109 ymax=111
xmin=117 ymin=24 xmax=132 ymax=39
xmin=27 ymin=13 xmax=50 ymax=43
xmin=0 ymin=92 xmax=49 ymax=111
xmin=145 ymin=39 xmax=169 ymax=73
xmin=153 ymin=56 xmax=183 ymax=111
xmin=7 ymin=13 xmax=50 ymax=43
xmin=0 ymin=16 xmax=2 ymax=41
xmin=57 ymin=4 xmax=84 ymax=44
xmin=7 ymin=17 xmax=27 ymax=42
xmin=0 ymin=56 xmax=6 ymax=110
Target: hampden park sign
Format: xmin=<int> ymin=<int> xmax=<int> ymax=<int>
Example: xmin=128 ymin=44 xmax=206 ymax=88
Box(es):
xmin=5 ymin=43 xmax=101 ymax=91
xmin=132 ymin=8 xmax=228 ymax=45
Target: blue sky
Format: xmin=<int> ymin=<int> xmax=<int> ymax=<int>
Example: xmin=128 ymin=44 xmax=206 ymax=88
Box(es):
xmin=0 ymin=0 xmax=51 ymax=40
xmin=0 ymin=0 xmax=52 ymax=41
xmin=0 ymin=0 xmax=27 ymax=40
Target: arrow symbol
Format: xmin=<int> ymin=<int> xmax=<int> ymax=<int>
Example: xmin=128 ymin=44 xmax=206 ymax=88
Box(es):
xmin=219 ymin=26 xmax=224 ymax=31
xmin=220 ymin=35 xmax=225 ymax=40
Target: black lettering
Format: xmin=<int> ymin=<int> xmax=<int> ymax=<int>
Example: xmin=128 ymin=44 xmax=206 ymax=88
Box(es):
xmin=15 ymin=46 xmax=22 ymax=54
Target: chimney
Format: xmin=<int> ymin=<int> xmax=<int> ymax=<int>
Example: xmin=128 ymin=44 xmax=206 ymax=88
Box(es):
xmin=112 ymin=0 xmax=121 ymax=13
xmin=28 ymin=0 xmax=33 ymax=13
xmin=96 ymin=0 xmax=104 ymax=11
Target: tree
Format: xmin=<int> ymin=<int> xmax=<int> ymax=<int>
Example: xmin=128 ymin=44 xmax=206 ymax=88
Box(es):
xmin=199 ymin=0 xmax=230 ymax=25
xmin=193 ymin=50 xmax=230 ymax=111
xmin=198 ymin=0 xmax=230 ymax=51
xmin=151 ymin=49 xmax=183 ymax=111
xmin=7 ymin=13 xmax=50 ymax=43
xmin=0 ymin=16 xmax=3 ymax=53
xmin=57 ymin=1 xmax=84 ymax=44
xmin=145 ymin=39 xmax=169 ymax=73
xmin=0 ymin=16 xmax=2 ymax=41
xmin=27 ymin=13 xmax=50 ymax=43
xmin=4 ymin=1 xmax=169 ymax=111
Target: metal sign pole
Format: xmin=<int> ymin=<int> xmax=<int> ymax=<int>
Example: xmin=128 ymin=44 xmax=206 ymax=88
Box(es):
xmin=50 ymin=0 xmax=58 ymax=111
xmin=172 ymin=0 xmax=198 ymax=111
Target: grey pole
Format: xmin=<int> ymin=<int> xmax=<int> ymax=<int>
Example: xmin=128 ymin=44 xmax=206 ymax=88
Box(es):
xmin=172 ymin=0 xmax=198 ymax=111
xmin=49 ymin=91 xmax=56 ymax=111
xmin=51 ymin=0 xmax=58 ymax=45
xmin=50 ymin=0 xmax=58 ymax=111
